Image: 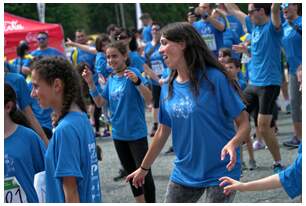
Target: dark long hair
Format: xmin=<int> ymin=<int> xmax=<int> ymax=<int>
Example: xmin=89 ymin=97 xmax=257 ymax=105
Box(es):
xmin=161 ymin=22 xmax=245 ymax=102
xmin=30 ymin=56 xmax=87 ymax=125
xmin=5 ymin=83 xmax=31 ymax=128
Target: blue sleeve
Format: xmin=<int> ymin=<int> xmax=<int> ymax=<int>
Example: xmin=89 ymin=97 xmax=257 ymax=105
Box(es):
xmin=245 ymin=16 xmax=253 ymax=33
xmin=158 ymin=85 xmax=172 ymax=127
xmin=131 ymin=54 xmax=145 ymax=73
xmin=31 ymin=133 xmax=46 ymax=173
xmin=279 ymin=150 xmax=302 ymax=199
xmin=54 ymin=127 xmax=83 ymax=179
xmin=216 ymin=71 xmax=246 ymax=119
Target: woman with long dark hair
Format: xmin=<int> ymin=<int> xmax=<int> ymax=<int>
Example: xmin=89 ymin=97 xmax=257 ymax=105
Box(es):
xmin=126 ymin=22 xmax=250 ymax=203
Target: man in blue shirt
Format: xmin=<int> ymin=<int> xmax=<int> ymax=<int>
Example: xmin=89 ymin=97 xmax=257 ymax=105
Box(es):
xmin=31 ymin=32 xmax=65 ymax=58
xmin=225 ymin=3 xmax=284 ymax=173
xmin=140 ymin=13 xmax=153 ymax=44
xmin=193 ymin=3 xmax=226 ymax=57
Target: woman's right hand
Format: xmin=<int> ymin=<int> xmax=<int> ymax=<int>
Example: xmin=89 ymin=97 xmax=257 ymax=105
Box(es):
xmin=82 ymin=66 xmax=94 ymax=86
xmin=125 ymin=167 xmax=149 ymax=188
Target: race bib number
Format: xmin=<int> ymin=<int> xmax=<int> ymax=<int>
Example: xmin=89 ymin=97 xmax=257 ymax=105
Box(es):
xmin=4 ymin=177 xmax=27 ymax=203
xmin=202 ymin=34 xmax=217 ymax=51
xmin=151 ymin=60 xmax=164 ymax=75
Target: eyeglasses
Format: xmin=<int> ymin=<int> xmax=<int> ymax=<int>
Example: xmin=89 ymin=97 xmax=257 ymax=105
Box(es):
xmin=248 ymin=8 xmax=260 ymax=15
xmin=152 ymin=28 xmax=160 ymax=32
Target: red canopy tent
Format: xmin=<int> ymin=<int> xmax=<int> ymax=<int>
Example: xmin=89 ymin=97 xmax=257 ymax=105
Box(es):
xmin=4 ymin=12 xmax=65 ymax=60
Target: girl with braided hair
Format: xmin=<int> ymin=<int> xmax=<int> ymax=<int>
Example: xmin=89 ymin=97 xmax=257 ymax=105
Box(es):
xmin=30 ymin=56 xmax=102 ymax=203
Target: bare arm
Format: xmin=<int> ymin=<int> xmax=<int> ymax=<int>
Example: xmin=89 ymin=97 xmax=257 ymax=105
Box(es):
xmin=66 ymin=38 xmax=97 ymax=54
xmin=224 ymin=4 xmax=248 ymax=28
xmin=23 ymin=106 xmax=49 ymax=145
xmin=207 ymin=10 xmax=226 ymax=32
xmin=124 ymin=69 xmax=153 ymax=104
xmin=221 ymin=110 xmax=250 ymax=171
xmin=219 ymin=174 xmax=281 ymax=195
xmin=143 ymin=64 xmax=160 ymax=83
xmin=136 ymin=84 xmax=153 ymax=105
xmin=82 ymin=67 xmax=107 ymax=107
xmin=271 ymin=3 xmax=281 ymax=29
xmin=62 ymin=176 xmax=80 ymax=203
xmin=126 ymin=124 xmax=171 ymax=188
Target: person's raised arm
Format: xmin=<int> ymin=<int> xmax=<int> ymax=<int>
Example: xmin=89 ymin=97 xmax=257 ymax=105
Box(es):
xmin=66 ymin=38 xmax=97 ymax=54
xmin=208 ymin=9 xmax=226 ymax=32
xmin=224 ymin=4 xmax=248 ymax=28
xmin=271 ymin=3 xmax=281 ymax=30
xmin=82 ymin=66 xmax=107 ymax=107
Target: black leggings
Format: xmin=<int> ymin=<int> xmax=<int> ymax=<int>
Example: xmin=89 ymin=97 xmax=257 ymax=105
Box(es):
xmin=113 ymin=138 xmax=156 ymax=203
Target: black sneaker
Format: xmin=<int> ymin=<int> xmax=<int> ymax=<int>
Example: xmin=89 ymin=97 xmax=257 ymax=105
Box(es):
xmin=283 ymin=137 xmax=301 ymax=148
xmin=273 ymin=164 xmax=285 ymax=174
xmin=113 ymin=169 xmax=128 ymax=181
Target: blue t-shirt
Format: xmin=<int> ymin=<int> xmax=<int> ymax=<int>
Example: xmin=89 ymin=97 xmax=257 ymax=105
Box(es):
xmin=5 ymin=72 xmax=31 ymax=110
xmin=281 ymin=16 xmax=302 ymax=75
xmin=159 ymin=68 xmax=245 ymax=188
xmin=101 ymin=67 xmax=148 ymax=140
xmin=193 ymin=18 xmax=225 ymax=56
xmin=223 ymin=15 xmax=244 ymax=60
xmin=248 ymin=19 xmax=283 ymax=86
xmin=5 ymin=125 xmax=46 ymax=203
xmin=129 ymin=51 xmax=145 ymax=73
xmin=71 ymin=47 xmax=96 ymax=72
xmin=279 ymin=144 xmax=302 ymax=199
xmin=9 ymin=57 xmax=32 ymax=77
xmin=28 ymin=82 xmax=53 ymax=130
xmin=45 ymin=112 xmax=102 ymax=203
xmin=142 ymin=25 xmax=152 ymax=43
xmin=144 ymin=42 xmax=168 ymax=85
xmin=95 ymin=52 xmax=113 ymax=79
xmin=31 ymin=47 xmax=65 ymax=58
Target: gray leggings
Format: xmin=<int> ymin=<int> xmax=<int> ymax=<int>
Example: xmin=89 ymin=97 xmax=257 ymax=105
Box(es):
xmin=164 ymin=180 xmax=236 ymax=203
xmin=289 ymin=74 xmax=302 ymax=122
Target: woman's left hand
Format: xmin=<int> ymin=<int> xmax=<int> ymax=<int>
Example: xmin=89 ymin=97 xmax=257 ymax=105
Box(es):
xmin=124 ymin=70 xmax=139 ymax=84
xmin=221 ymin=141 xmax=237 ymax=171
